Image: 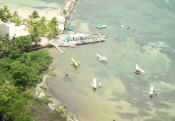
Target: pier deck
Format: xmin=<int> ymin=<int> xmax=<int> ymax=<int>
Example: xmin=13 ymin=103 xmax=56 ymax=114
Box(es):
xmin=52 ymin=43 xmax=64 ymax=54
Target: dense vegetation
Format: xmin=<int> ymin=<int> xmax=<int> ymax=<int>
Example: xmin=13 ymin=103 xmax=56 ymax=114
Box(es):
xmin=0 ymin=5 xmax=73 ymax=121
xmin=0 ymin=50 xmax=51 ymax=121
xmin=0 ymin=34 xmax=33 ymax=54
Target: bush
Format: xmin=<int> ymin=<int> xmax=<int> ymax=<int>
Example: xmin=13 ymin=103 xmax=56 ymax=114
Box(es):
xmin=62 ymin=9 xmax=67 ymax=15
xmin=0 ymin=81 xmax=40 ymax=121
xmin=58 ymin=108 xmax=65 ymax=115
xmin=43 ymin=97 xmax=53 ymax=104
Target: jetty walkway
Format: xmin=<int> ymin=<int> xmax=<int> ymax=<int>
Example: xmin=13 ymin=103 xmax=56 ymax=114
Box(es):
xmin=51 ymin=43 xmax=64 ymax=54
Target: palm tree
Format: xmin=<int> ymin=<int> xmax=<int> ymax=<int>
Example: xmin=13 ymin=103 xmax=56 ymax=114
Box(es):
xmin=30 ymin=26 xmax=41 ymax=46
xmin=47 ymin=17 xmax=59 ymax=37
xmin=0 ymin=6 xmax=11 ymax=21
xmin=12 ymin=11 xmax=19 ymax=18
xmin=10 ymin=11 xmax=22 ymax=26
xmin=1 ymin=34 xmax=12 ymax=53
xmin=48 ymin=17 xmax=58 ymax=27
xmin=3 ymin=6 xmax=9 ymax=13
xmin=40 ymin=16 xmax=46 ymax=24
xmin=29 ymin=11 xmax=40 ymax=19
xmin=62 ymin=9 xmax=67 ymax=15
xmin=46 ymin=33 xmax=52 ymax=43
xmin=52 ymin=26 xmax=59 ymax=36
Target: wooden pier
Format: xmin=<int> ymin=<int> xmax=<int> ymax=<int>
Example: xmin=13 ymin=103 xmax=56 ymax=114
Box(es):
xmin=52 ymin=43 xmax=64 ymax=54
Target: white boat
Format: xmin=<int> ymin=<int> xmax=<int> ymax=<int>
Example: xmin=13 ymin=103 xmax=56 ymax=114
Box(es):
xmin=97 ymin=24 xmax=107 ymax=29
xmin=135 ymin=64 xmax=145 ymax=74
xmin=90 ymin=78 xmax=102 ymax=90
xmin=148 ymin=86 xmax=157 ymax=98
xmin=96 ymin=54 xmax=108 ymax=62
xmin=92 ymin=78 xmax=97 ymax=89
xmin=121 ymin=25 xmax=130 ymax=29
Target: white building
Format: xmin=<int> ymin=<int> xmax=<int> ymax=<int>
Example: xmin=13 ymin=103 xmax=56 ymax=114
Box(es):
xmin=0 ymin=21 xmax=9 ymax=38
xmin=56 ymin=16 xmax=65 ymax=34
xmin=58 ymin=23 xmax=64 ymax=34
xmin=7 ymin=23 xmax=29 ymax=37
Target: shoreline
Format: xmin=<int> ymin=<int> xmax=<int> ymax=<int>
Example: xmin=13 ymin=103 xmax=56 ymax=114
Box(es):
xmin=10 ymin=7 xmax=60 ymax=20
xmin=0 ymin=5 xmax=60 ymax=20
xmin=0 ymin=5 xmax=61 ymax=20
xmin=36 ymin=65 xmax=79 ymax=121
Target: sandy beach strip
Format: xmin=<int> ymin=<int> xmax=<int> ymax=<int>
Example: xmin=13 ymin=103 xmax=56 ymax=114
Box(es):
xmin=12 ymin=8 xmax=60 ymax=20
xmin=0 ymin=5 xmax=61 ymax=20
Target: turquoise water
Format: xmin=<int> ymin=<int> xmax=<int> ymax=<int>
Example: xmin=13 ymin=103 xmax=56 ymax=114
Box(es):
xmin=1 ymin=0 xmax=175 ymax=120
xmin=0 ymin=0 xmax=64 ymax=9
xmin=46 ymin=0 xmax=175 ymax=121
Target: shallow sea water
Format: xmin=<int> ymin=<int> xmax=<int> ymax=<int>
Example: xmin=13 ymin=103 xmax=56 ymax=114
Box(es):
xmin=46 ymin=0 xmax=175 ymax=121
xmin=1 ymin=0 xmax=175 ymax=120
xmin=0 ymin=0 xmax=64 ymax=9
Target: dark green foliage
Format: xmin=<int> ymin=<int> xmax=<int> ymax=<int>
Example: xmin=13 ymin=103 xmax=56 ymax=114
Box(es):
xmin=62 ymin=9 xmax=67 ymax=15
xmin=0 ymin=81 xmax=40 ymax=121
xmin=10 ymin=62 xmax=29 ymax=86
xmin=10 ymin=11 xmax=22 ymax=26
xmin=46 ymin=33 xmax=52 ymax=41
xmin=47 ymin=17 xmax=59 ymax=37
xmin=29 ymin=11 xmax=40 ymax=19
xmin=0 ymin=50 xmax=51 ymax=87
xmin=0 ymin=35 xmax=32 ymax=54
xmin=0 ymin=6 xmax=11 ymax=21
xmin=0 ymin=50 xmax=51 ymax=120
xmin=43 ymin=97 xmax=53 ymax=104
xmin=9 ymin=49 xmax=22 ymax=59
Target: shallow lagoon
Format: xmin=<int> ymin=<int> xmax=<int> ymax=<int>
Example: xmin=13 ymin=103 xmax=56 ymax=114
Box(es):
xmin=46 ymin=0 xmax=175 ymax=121
xmin=0 ymin=0 xmax=64 ymax=9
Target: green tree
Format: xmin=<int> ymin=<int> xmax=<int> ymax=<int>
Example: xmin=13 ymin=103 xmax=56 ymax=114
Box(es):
xmin=47 ymin=17 xmax=59 ymax=37
xmin=40 ymin=16 xmax=46 ymax=24
xmin=29 ymin=26 xmax=41 ymax=46
xmin=0 ymin=49 xmax=52 ymax=121
xmin=1 ymin=34 xmax=12 ymax=53
xmin=50 ymin=17 xmax=58 ymax=26
xmin=0 ymin=81 xmax=40 ymax=121
xmin=46 ymin=33 xmax=52 ymax=42
xmin=29 ymin=11 xmax=40 ymax=19
xmin=10 ymin=11 xmax=22 ymax=26
xmin=9 ymin=49 xmax=21 ymax=59
xmin=0 ymin=6 xmax=11 ymax=21
xmin=38 ymin=17 xmax=48 ymax=35
xmin=10 ymin=62 xmax=29 ymax=87
xmin=12 ymin=11 xmax=19 ymax=18
xmin=14 ymin=36 xmax=32 ymax=52
xmin=62 ymin=9 xmax=67 ymax=15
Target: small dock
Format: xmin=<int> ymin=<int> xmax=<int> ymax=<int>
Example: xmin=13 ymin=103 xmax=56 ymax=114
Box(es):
xmin=51 ymin=43 xmax=64 ymax=54
xmin=60 ymin=33 xmax=106 ymax=47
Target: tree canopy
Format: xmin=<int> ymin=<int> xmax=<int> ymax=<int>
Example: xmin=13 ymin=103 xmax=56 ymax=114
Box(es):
xmin=0 ymin=50 xmax=51 ymax=120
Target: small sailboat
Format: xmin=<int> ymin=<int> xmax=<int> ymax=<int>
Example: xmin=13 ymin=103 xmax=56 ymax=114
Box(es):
xmin=96 ymin=54 xmax=108 ymax=62
xmin=135 ymin=64 xmax=145 ymax=74
xmin=97 ymin=24 xmax=107 ymax=29
xmin=121 ymin=25 xmax=130 ymax=29
xmin=89 ymin=78 xmax=102 ymax=90
xmin=147 ymin=86 xmax=157 ymax=98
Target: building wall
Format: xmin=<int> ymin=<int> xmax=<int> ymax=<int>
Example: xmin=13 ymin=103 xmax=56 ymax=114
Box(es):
xmin=0 ymin=24 xmax=9 ymax=38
